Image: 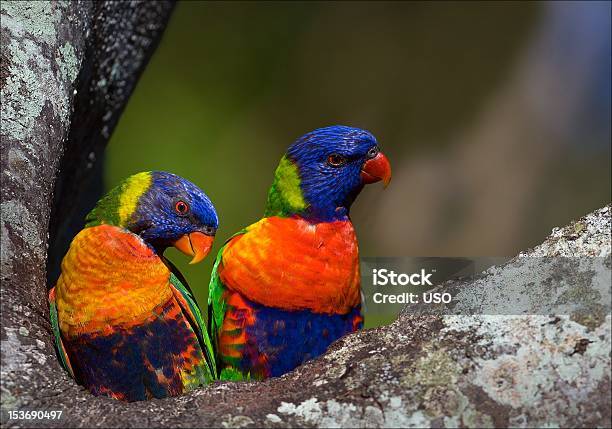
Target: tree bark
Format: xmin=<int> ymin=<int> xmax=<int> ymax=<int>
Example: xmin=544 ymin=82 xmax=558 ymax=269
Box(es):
xmin=1 ymin=2 xmax=610 ymax=428
xmin=1 ymin=0 xmax=174 ymax=424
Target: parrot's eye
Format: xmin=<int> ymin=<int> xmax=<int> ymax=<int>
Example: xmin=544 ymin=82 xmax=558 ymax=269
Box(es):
xmin=174 ymin=200 xmax=190 ymax=216
xmin=366 ymin=146 xmax=379 ymax=159
xmin=327 ymin=154 xmax=347 ymax=167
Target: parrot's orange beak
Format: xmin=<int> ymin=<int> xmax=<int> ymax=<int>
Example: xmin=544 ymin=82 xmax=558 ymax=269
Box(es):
xmin=361 ymin=152 xmax=392 ymax=188
xmin=173 ymin=232 xmax=214 ymax=265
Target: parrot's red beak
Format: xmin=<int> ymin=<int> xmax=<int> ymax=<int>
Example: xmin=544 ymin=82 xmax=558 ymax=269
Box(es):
xmin=361 ymin=152 xmax=392 ymax=188
xmin=173 ymin=232 xmax=214 ymax=265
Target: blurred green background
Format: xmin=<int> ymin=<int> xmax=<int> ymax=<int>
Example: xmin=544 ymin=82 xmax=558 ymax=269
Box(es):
xmin=106 ymin=1 xmax=611 ymax=327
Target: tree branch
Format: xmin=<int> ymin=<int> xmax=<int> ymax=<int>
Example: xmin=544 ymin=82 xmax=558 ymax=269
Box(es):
xmin=1 ymin=0 xmax=174 ymax=424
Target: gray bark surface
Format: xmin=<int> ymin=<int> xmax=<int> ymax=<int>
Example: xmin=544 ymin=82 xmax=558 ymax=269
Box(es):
xmin=1 ymin=2 xmax=610 ymax=428
xmin=1 ymin=0 xmax=174 ymax=426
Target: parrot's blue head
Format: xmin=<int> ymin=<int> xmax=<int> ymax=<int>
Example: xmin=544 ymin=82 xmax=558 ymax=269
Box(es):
xmin=265 ymin=125 xmax=391 ymax=221
xmin=86 ymin=171 xmax=218 ymax=264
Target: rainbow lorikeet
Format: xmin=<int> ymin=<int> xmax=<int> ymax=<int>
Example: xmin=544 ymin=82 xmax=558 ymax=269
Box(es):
xmin=208 ymin=125 xmax=391 ymax=380
xmin=49 ymin=171 xmax=218 ymax=401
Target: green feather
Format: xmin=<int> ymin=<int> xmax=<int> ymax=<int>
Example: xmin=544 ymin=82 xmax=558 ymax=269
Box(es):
xmin=207 ymin=229 xmax=250 ymax=378
xmin=85 ymin=182 xmax=122 ymax=227
xmin=264 ymin=156 xmax=307 ymax=217
xmin=48 ymin=291 xmax=74 ymax=378
xmin=208 ymin=230 xmax=248 ymax=333
xmin=220 ymin=367 xmax=251 ymax=381
xmin=208 ymin=249 xmax=227 ymax=343
xmin=85 ymin=171 xmax=152 ymax=227
xmin=169 ymin=273 xmax=217 ymax=380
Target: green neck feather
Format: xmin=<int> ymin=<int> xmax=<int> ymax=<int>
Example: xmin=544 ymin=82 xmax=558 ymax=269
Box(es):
xmin=85 ymin=186 xmax=122 ymax=227
xmin=264 ymin=156 xmax=307 ymax=217
xmin=85 ymin=172 xmax=152 ymax=228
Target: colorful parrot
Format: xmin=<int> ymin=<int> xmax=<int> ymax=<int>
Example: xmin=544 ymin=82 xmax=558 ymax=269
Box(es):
xmin=208 ymin=125 xmax=391 ymax=380
xmin=49 ymin=171 xmax=218 ymax=401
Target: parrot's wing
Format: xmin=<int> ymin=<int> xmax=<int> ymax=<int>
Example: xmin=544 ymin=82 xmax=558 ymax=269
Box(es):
xmin=48 ymin=287 xmax=74 ymax=378
xmin=207 ymin=229 xmax=248 ymax=360
xmin=169 ymin=273 xmax=217 ymax=379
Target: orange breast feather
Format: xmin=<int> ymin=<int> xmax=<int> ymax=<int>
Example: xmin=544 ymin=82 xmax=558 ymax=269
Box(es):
xmin=218 ymin=217 xmax=360 ymax=314
xmin=55 ymin=224 xmax=173 ymax=337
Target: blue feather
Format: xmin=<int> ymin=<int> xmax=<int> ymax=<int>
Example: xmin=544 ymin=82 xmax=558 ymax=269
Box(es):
xmin=286 ymin=125 xmax=378 ymax=221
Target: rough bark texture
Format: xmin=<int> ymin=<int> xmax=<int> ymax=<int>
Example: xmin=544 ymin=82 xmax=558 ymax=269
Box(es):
xmin=1 ymin=2 xmax=611 ymax=428
xmin=0 ymin=0 xmax=174 ymax=425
